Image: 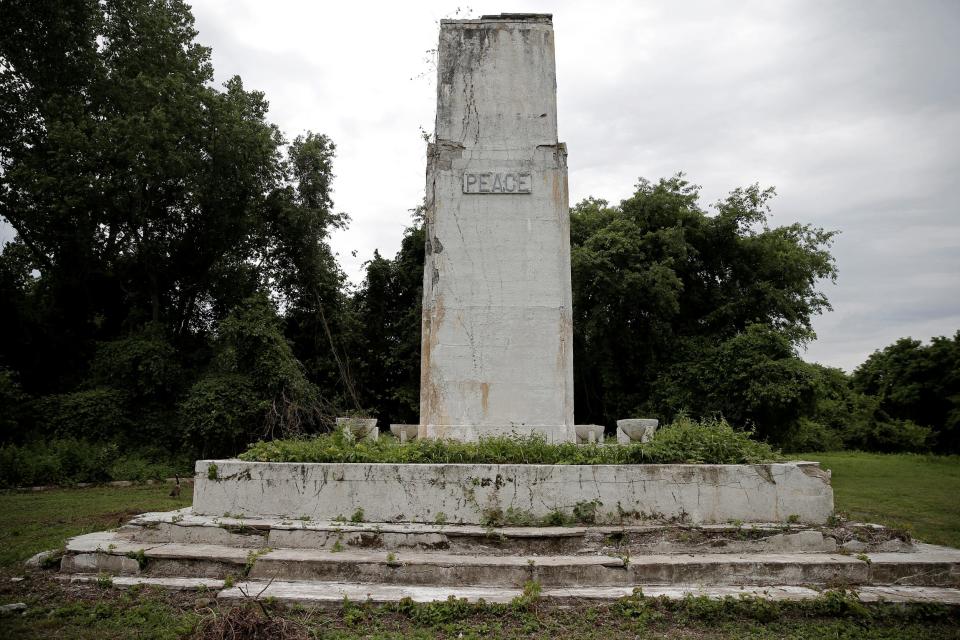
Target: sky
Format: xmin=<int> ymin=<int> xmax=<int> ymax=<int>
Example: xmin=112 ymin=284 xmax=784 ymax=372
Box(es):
xmin=8 ymin=0 xmax=959 ymax=373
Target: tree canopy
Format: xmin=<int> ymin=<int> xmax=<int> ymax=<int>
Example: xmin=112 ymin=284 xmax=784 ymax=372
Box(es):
xmin=0 ymin=0 xmax=351 ymax=454
xmin=569 ymin=175 xmax=837 ymax=443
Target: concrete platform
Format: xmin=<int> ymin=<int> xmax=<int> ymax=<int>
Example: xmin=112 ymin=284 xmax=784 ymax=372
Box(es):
xmin=61 ymin=527 xmax=960 ymax=588
xmin=57 ymin=574 xmax=960 ymax=606
xmin=192 ymin=460 xmax=835 ymax=525
xmin=124 ymin=509 xmax=857 ymax=555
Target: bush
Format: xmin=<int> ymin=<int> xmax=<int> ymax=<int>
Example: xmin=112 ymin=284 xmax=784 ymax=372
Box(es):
xmin=239 ymin=416 xmax=783 ymax=465
xmin=89 ymin=326 xmax=184 ymax=402
xmin=37 ymin=388 xmax=131 ymax=441
xmin=180 ymin=373 xmax=267 ymax=458
xmin=780 ymin=418 xmax=844 ymax=453
xmin=0 ymin=438 xmax=190 ymax=487
xmin=844 ymin=418 xmax=932 ymax=453
xmin=0 ymin=368 xmax=33 ymax=442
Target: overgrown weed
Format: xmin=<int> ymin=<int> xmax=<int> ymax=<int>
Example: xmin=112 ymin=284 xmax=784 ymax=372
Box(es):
xmin=241 ymin=416 xmax=782 ymax=465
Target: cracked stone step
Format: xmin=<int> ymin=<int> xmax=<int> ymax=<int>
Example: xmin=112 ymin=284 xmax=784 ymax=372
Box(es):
xmin=60 ymin=531 xmax=960 ymax=588
xmin=122 ymin=509 xmax=903 ymax=556
xmin=217 ymin=581 xmax=960 ymax=606
xmin=56 ymin=574 xmax=224 ymax=590
xmin=53 ymin=574 xmax=960 ymax=606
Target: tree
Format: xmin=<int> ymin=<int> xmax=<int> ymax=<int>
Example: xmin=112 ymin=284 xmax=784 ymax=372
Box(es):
xmin=852 ymin=333 xmax=960 ymax=453
xmin=350 ymin=221 xmax=425 ymax=425
xmin=571 ymin=174 xmax=837 ymax=443
xmin=181 ymin=293 xmax=324 ymax=457
xmin=0 ymin=0 xmax=350 ymax=456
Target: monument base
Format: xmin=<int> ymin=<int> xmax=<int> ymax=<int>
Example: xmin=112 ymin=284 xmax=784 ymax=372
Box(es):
xmin=57 ymin=508 xmax=960 ymax=604
xmin=56 ymin=457 xmax=960 ymax=605
xmin=193 ymin=460 xmax=834 ymax=525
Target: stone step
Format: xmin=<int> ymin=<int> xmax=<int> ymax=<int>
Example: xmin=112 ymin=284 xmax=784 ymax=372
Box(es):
xmin=61 ymin=530 xmax=960 ymax=588
xmin=124 ymin=509 xmax=912 ymax=556
xmin=55 ymin=574 xmax=960 ymax=606
xmin=217 ymin=581 xmax=960 ymax=606
xmin=56 ymin=575 xmax=224 ymax=591
xmin=53 ymin=573 xmax=960 ymax=606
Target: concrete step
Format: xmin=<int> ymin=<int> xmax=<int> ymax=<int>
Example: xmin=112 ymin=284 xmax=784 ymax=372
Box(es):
xmin=54 ymin=573 xmax=960 ymax=606
xmin=217 ymin=580 xmax=960 ymax=606
xmin=124 ymin=509 xmax=913 ymax=556
xmin=61 ymin=530 xmax=960 ymax=588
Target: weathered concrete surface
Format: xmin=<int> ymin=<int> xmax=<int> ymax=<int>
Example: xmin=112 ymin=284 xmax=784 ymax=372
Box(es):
xmin=126 ymin=510 xmax=851 ymax=555
xmin=59 ymin=529 xmax=960 ymax=588
xmin=420 ymin=14 xmax=574 ymax=442
xmin=57 ymin=575 xmax=225 ymax=591
xmin=192 ymin=459 xmax=835 ymax=524
xmin=55 ymin=574 xmax=960 ymax=606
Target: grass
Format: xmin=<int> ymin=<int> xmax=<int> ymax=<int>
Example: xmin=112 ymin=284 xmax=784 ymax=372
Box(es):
xmin=810 ymin=451 xmax=960 ymax=548
xmin=0 ymin=483 xmax=192 ymax=568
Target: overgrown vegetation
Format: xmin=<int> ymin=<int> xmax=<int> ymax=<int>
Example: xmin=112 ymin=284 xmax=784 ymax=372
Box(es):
xmin=240 ymin=416 xmax=782 ymax=465
xmin=0 ymin=438 xmax=191 ymax=488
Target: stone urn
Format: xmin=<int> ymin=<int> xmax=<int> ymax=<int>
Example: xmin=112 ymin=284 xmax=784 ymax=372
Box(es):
xmin=574 ymin=424 xmax=604 ymax=444
xmin=336 ymin=417 xmax=379 ymax=441
xmin=616 ymin=418 xmax=659 ymax=444
xmin=390 ymin=424 xmax=419 ymax=443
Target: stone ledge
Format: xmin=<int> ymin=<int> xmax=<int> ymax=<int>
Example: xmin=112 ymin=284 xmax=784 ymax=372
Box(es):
xmin=192 ymin=460 xmax=835 ymax=525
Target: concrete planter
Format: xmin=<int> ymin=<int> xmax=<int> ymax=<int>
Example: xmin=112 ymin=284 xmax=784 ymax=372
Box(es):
xmin=389 ymin=424 xmax=420 ymax=443
xmin=335 ymin=417 xmax=378 ymax=441
xmin=192 ymin=460 xmax=834 ymax=525
xmin=617 ymin=419 xmax=659 ymax=444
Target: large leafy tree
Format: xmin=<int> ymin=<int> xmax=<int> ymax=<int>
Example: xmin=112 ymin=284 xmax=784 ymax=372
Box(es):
xmin=852 ymin=333 xmax=960 ymax=453
xmin=571 ymin=175 xmax=837 ymax=442
xmin=0 ymin=0 xmax=348 ymax=452
xmin=350 ymin=221 xmax=425 ymax=425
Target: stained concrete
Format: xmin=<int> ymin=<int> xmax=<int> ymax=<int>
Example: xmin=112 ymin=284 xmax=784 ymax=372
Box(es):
xmin=59 ymin=528 xmax=960 ymax=588
xmin=124 ymin=510 xmax=851 ymax=555
xmin=420 ymin=14 xmax=574 ymax=442
xmin=55 ymin=574 xmax=960 ymax=606
xmin=191 ymin=459 xmax=835 ymax=525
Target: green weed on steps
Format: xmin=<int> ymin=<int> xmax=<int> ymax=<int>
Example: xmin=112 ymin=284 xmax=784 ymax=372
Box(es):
xmin=240 ymin=416 xmax=783 ymax=465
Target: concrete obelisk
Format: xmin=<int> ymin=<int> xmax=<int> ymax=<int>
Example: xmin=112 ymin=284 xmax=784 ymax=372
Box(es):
xmin=419 ymin=14 xmax=574 ymax=442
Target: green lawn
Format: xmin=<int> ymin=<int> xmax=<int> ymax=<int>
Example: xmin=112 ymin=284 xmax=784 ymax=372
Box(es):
xmin=0 ymin=483 xmax=191 ymax=568
xmin=808 ymin=451 xmax=960 ymax=548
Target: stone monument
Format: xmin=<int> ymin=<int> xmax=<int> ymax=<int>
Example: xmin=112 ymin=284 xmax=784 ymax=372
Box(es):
xmin=419 ymin=14 xmax=574 ymax=442
xmin=60 ymin=15 xmax=939 ymax=609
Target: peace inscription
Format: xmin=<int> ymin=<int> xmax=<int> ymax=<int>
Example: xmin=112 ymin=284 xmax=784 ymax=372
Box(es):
xmin=462 ymin=171 xmax=532 ymax=194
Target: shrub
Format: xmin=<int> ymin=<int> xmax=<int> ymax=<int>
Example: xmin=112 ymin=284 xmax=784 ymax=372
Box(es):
xmin=89 ymin=326 xmax=183 ymax=402
xmin=0 ymin=438 xmax=189 ymax=487
xmin=37 ymin=388 xmax=131 ymax=441
xmin=180 ymin=373 xmax=267 ymax=458
xmin=0 ymin=368 xmax=32 ymax=442
xmin=844 ymin=417 xmax=932 ymax=453
xmin=780 ymin=418 xmax=844 ymax=453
